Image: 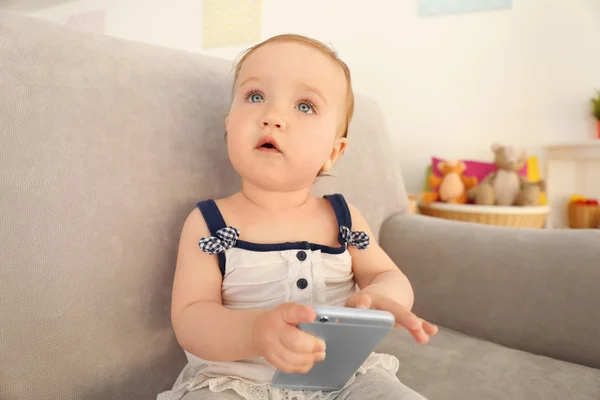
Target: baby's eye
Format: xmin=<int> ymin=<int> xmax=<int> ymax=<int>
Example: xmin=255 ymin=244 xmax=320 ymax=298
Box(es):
xmin=248 ymin=93 xmax=264 ymax=103
xmin=296 ymin=102 xmax=314 ymax=114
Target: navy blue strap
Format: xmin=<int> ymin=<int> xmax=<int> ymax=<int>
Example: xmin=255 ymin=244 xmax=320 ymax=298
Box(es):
xmin=324 ymin=194 xmax=352 ymax=245
xmin=196 ymin=200 xmax=227 ymax=277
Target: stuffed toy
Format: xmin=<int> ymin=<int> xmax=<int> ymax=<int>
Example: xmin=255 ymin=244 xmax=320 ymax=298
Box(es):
xmin=514 ymin=179 xmax=547 ymax=206
xmin=421 ymin=160 xmax=478 ymax=204
xmin=468 ymin=143 xmax=545 ymax=206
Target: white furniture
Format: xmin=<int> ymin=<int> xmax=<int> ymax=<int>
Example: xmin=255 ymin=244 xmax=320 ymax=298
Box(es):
xmin=544 ymin=141 xmax=600 ymax=228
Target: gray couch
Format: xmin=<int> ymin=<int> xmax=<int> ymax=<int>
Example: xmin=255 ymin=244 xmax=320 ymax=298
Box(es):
xmin=1 ymin=12 xmax=599 ymax=400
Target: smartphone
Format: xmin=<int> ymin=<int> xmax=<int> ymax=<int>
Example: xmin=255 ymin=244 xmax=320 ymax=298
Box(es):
xmin=271 ymin=305 xmax=395 ymax=392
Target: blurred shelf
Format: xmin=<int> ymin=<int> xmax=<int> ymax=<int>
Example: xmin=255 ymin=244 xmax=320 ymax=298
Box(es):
xmin=544 ymin=140 xmax=600 ymax=229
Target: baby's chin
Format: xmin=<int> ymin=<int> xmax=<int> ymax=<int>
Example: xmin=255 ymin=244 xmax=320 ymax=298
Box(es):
xmin=236 ymin=166 xmax=321 ymax=193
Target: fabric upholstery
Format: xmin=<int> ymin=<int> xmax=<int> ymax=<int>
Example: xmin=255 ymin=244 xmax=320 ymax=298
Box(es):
xmin=1 ymin=11 xmax=235 ymax=400
xmin=380 ymin=213 xmax=600 ymax=370
xmin=378 ymin=327 xmax=600 ymax=400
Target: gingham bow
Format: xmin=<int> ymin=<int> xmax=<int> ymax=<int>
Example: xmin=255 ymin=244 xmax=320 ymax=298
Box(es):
xmin=198 ymin=226 xmax=240 ymax=255
xmin=340 ymin=226 xmax=370 ymax=250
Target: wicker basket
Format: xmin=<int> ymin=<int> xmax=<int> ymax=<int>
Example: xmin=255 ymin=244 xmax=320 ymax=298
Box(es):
xmin=568 ymin=203 xmax=600 ymax=229
xmin=417 ymin=202 xmax=550 ymax=228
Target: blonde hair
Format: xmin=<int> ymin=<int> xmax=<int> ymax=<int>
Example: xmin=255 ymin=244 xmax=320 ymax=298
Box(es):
xmin=231 ymin=34 xmax=354 ymax=138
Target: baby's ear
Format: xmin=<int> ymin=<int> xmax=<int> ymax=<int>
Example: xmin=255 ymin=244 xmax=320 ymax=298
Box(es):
xmin=322 ymin=137 xmax=348 ymax=172
xmin=334 ymin=137 xmax=347 ymax=160
xmin=436 ymin=161 xmax=447 ymax=172
xmin=337 ymin=141 xmax=347 ymax=158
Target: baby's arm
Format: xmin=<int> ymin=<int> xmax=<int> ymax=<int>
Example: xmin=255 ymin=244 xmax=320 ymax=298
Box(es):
xmin=170 ymin=208 xmax=325 ymax=371
xmin=347 ymin=204 xmax=414 ymax=309
xmin=170 ymin=209 xmax=260 ymax=361
xmin=346 ymin=204 xmax=438 ymax=343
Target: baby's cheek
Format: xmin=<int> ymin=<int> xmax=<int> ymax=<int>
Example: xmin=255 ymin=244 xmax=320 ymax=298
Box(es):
xmin=226 ymin=132 xmax=249 ymax=163
xmin=308 ymin=117 xmax=339 ymax=140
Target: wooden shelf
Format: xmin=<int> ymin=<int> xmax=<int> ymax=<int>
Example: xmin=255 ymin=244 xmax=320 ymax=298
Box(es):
xmin=543 ymin=140 xmax=600 ymax=228
xmin=546 ymin=140 xmax=600 ymax=161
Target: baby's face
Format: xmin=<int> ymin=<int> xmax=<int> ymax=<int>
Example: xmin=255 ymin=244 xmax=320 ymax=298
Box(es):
xmin=226 ymin=41 xmax=348 ymax=191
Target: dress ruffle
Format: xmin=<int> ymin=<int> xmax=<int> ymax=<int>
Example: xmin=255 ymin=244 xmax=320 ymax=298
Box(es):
xmin=157 ymin=353 xmax=399 ymax=400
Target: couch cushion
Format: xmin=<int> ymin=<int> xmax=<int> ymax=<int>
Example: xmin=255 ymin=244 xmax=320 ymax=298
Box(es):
xmin=1 ymin=11 xmax=235 ymax=400
xmin=377 ymin=327 xmax=600 ymax=400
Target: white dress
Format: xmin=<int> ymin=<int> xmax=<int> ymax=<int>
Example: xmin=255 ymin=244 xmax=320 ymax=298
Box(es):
xmin=157 ymin=194 xmax=400 ymax=400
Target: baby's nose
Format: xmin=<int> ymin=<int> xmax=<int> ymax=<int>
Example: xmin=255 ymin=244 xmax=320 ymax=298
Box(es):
xmin=260 ymin=115 xmax=286 ymax=130
xmin=262 ymin=120 xmax=281 ymax=128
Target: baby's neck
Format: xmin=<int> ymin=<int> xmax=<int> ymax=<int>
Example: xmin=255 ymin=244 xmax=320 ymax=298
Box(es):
xmin=239 ymin=181 xmax=312 ymax=212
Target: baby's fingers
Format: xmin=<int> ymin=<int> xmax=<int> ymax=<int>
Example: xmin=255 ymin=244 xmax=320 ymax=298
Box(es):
xmin=407 ymin=318 xmax=438 ymax=344
xmin=268 ymin=351 xmax=313 ymax=374
xmin=409 ymin=327 xmax=430 ymax=344
xmin=375 ymin=296 xmax=421 ymax=330
xmin=345 ymin=292 xmax=372 ymax=309
xmin=422 ymin=320 xmax=438 ymax=336
xmin=280 ymin=326 xmax=326 ymax=354
xmin=267 ymin=340 xmax=322 ymax=374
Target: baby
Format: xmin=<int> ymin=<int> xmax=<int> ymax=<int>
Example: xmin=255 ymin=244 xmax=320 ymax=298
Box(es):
xmin=158 ymin=34 xmax=437 ymax=400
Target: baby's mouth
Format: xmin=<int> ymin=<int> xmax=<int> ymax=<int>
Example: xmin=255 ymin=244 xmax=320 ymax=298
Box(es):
xmin=256 ymin=136 xmax=282 ymax=153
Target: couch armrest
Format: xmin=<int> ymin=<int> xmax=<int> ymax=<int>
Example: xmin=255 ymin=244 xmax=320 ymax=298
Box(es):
xmin=380 ymin=213 xmax=600 ymax=369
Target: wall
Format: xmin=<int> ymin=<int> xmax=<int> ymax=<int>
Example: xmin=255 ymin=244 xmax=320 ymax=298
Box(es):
xmin=26 ymin=0 xmax=600 ymax=193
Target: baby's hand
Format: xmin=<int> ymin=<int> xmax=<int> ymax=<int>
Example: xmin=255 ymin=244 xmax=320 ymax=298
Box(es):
xmin=253 ymin=303 xmax=326 ymax=374
xmin=345 ymin=291 xmax=438 ymax=344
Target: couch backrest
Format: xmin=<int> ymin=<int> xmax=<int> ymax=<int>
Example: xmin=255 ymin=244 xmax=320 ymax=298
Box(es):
xmin=0 ymin=12 xmax=408 ymax=400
